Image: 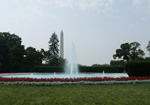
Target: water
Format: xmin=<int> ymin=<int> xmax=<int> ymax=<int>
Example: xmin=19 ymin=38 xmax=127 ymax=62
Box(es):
xmin=102 ymin=71 xmax=105 ymax=76
xmin=0 ymin=73 xmax=128 ymax=79
xmin=65 ymin=43 xmax=79 ymax=75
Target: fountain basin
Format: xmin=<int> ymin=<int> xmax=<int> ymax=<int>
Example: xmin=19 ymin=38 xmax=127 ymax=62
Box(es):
xmin=0 ymin=73 xmax=128 ymax=79
xmin=1 ymin=73 xmax=150 ymax=86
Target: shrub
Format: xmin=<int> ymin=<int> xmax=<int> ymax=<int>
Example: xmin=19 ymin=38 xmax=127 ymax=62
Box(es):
xmin=33 ymin=66 xmax=124 ymax=73
xmin=79 ymin=66 xmax=124 ymax=73
xmin=125 ymin=60 xmax=150 ymax=77
xmin=0 ymin=63 xmax=1 ymax=71
xmin=33 ymin=66 xmax=64 ymax=72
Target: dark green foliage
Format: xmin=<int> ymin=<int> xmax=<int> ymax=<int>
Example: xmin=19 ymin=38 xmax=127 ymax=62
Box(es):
xmin=113 ymin=42 xmax=145 ymax=62
xmin=48 ymin=32 xmax=59 ymax=66
xmin=125 ymin=61 xmax=150 ymax=77
xmin=146 ymin=41 xmax=150 ymax=56
xmin=58 ymin=57 xmax=66 ymax=66
xmin=113 ymin=43 xmax=131 ymax=61
xmin=79 ymin=66 xmax=124 ymax=73
xmin=0 ymin=63 xmax=1 ymax=71
xmin=0 ymin=32 xmax=45 ymax=72
xmin=110 ymin=60 xmax=124 ymax=66
xmin=11 ymin=44 xmax=25 ymax=72
xmin=0 ymin=32 xmax=25 ymax=72
xmin=91 ymin=64 xmax=109 ymax=67
xmin=145 ymin=57 xmax=150 ymax=60
xmin=0 ymin=32 xmax=64 ymax=72
xmin=91 ymin=64 xmax=101 ymax=67
xmin=0 ymin=36 xmax=10 ymax=72
xmin=40 ymin=49 xmax=52 ymax=64
xmin=130 ymin=42 xmax=145 ymax=60
xmin=22 ymin=47 xmax=43 ymax=72
xmin=33 ymin=66 xmax=64 ymax=72
xmin=33 ymin=66 xmax=123 ymax=73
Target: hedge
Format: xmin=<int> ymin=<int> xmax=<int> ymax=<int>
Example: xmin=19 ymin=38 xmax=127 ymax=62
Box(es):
xmin=33 ymin=66 xmax=64 ymax=72
xmin=125 ymin=60 xmax=150 ymax=77
xmin=79 ymin=66 xmax=124 ymax=73
xmin=33 ymin=66 xmax=124 ymax=73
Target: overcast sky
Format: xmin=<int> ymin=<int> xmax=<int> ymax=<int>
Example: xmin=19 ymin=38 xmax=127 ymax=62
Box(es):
xmin=0 ymin=0 xmax=150 ymax=66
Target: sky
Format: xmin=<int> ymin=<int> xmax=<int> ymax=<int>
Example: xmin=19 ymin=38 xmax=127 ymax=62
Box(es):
xmin=0 ymin=0 xmax=150 ymax=66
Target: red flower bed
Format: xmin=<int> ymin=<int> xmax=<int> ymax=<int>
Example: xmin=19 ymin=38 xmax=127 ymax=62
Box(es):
xmin=0 ymin=76 xmax=150 ymax=82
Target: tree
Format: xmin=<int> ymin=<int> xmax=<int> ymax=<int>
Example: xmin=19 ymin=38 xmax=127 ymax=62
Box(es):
xmin=41 ymin=49 xmax=66 ymax=66
xmin=110 ymin=60 xmax=124 ymax=66
xmin=0 ymin=32 xmax=25 ymax=72
xmin=22 ymin=47 xmax=43 ymax=71
xmin=58 ymin=57 xmax=66 ymax=66
xmin=146 ymin=41 xmax=150 ymax=56
xmin=48 ymin=32 xmax=59 ymax=66
xmin=130 ymin=42 xmax=145 ymax=60
xmin=0 ymin=35 xmax=10 ymax=72
xmin=113 ymin=43 xmax=131 ymax=62
xmin=113 ymin=42 xmax=145 ymax=62
xmin=0 ymin=62 xmax=1 ymax=71
xmin=10 ymin=44 xmax=25 ymax=72
xmin=91 ymin=64 xmax=102 ymax=67
xmin=40 ymin=49 xmax=52 ymax=65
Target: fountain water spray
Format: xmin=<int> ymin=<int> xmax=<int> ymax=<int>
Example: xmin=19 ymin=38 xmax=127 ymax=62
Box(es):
xmin=102 ymin=71 xmax=105 ymax=77
xmin=65 ymin=43 xmax=79 ymax=75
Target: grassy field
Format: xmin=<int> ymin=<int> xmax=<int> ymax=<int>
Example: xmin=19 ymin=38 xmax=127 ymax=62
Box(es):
xmin=0 ymin=84 xmax=150 ymax=105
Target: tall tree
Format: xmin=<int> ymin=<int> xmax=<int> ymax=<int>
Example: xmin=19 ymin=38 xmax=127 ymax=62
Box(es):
xmin=48 ymin=32 xmax=59 ymax=66
xmin=0 ymin=35 xmax=10 ymax=72
xmin=113 ymin=42 xmax=145 ymax=62
xmin=113 ymin=43 xmax=131 ymax=62
xmin=146 ymin=41 xmax=150 ymax=56
xmin=10 ymin=44 xmax=25 ymax=72
xmin=22 ymin=47 xmax=43 ymax=71
xmin=130 ymin=42 xmax=145 ymax=60
xmin=0 ymin=32 xmax=25 ymax=72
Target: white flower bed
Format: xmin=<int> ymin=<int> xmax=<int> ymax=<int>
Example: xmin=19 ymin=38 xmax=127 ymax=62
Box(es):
xmin=0 ymin=80 xmax=150 ymax=86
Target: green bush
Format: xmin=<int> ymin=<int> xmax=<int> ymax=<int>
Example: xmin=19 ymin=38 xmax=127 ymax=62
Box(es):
xmin=33 ymin=66 xmax=64 ymax=72
xmin=79 ymin=66 xmax=124 ymax=73
xmin=33 ymin=66 xmax=124 ymax=73
xmin=125 ymin=61 xmax=150 ymax=77
xmin=0 ymin=63 xmax=1 ymax=72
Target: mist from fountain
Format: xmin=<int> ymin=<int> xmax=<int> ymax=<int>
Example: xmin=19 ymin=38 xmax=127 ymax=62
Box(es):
xmin=65 ymin=43 xmax=79 ymax=75
xmin=102 ymin=71 xmax=105 ymax=77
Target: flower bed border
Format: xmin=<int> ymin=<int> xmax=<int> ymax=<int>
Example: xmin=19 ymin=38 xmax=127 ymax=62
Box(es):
xmin=0 ymin=73 xmax=150 ymax=85
xmin=0 ymin=76 xmax=150 ymax=86
xmin=0 ymin=80 xmax=150 ymax=86
xmin=0 ymin=76 xmax=150 ymax=82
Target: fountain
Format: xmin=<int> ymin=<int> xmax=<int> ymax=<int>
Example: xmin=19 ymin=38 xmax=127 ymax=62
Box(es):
xmin=65 ymin=43 xmax=79 ymax=75
xmin=102 ymin=71 xmax=105 ymax=77
xmin=0 ymin=43 xmax=128 ymax=79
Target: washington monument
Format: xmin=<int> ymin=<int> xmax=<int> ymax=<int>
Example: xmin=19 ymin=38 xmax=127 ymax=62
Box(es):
xmin=60 ymin=30 xmax=64 ymax=58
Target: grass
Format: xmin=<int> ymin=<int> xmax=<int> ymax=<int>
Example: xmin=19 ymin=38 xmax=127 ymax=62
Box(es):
xmin=0 ymin=84 xmax=150 ymax=105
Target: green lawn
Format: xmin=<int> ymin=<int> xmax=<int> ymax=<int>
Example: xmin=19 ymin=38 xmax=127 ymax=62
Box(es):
xmin=0 ymin=84 xmax=150 ymax=105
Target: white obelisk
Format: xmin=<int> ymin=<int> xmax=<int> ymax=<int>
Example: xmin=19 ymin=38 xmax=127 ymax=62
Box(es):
xmin=60 ymin=30 xmax=64 ymax=58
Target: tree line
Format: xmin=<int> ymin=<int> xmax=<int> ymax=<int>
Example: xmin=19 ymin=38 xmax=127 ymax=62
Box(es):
xmin=0 ymin=32 xmax=150 ymax=72
xmin=0 ymin=32 xmax=64 ymax=72
xmin=110 ymin=41 xmax=150 ymax=66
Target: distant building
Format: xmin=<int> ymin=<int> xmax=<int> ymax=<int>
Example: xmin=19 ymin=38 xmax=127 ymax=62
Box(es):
xmin=60 ymin=30 xmax=64 ymax=58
